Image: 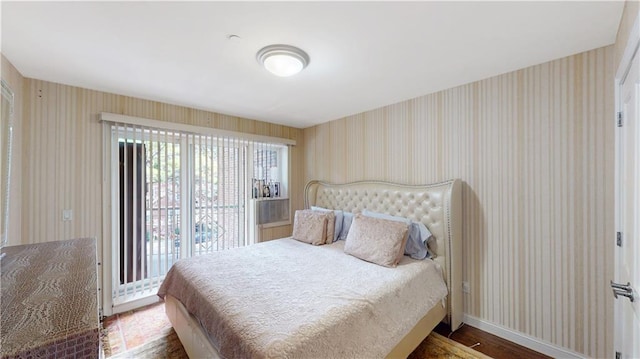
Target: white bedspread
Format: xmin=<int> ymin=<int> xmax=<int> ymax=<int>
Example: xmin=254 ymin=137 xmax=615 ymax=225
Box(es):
xmin=158 ymin=238 xmax=448 ymax=359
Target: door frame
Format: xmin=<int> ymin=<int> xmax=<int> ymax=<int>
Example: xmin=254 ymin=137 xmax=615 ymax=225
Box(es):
xmin=614 ymin=10 xmax=640 ymax=358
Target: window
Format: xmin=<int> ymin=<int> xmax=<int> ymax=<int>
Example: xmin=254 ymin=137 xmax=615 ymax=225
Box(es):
xmin=101 ymin=114 xmax=292 ymax=312
xmin=252 ymin=143 xmax=288 ymax=199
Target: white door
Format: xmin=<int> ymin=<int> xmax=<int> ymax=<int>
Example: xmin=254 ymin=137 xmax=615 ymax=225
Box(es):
xmin=614 ymin=46 xmax=640 ymax=359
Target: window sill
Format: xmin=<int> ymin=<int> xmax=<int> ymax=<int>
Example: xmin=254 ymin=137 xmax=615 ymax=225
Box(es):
xmin=259 ymin=221 xmax=291 ymax=229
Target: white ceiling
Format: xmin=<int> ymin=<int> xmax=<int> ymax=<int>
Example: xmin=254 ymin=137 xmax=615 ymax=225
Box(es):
xmin=1 ymin=1 xmax=624 ymax=129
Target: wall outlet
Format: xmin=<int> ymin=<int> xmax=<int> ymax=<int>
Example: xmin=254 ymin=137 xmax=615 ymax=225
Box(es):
xmin=462 ymin=281 xmax=470 ymax=293
xmin=62 ymin=209 xmax=73 ymax=221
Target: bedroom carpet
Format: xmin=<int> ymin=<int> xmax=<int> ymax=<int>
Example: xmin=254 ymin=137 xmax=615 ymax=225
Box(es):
xmin=102 ymin=302 xmax=491 ymax=358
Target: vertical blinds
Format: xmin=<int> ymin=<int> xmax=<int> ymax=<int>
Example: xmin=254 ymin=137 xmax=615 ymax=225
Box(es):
xmin=108 ymin=118 xmax=289 ymax=305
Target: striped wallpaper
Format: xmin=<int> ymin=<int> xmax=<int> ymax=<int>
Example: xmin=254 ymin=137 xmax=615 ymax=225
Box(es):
xmin=303 ymin=46 xmax=614 ymax=357
xmin=4 ymin=3 xmax=634 ymax=355
xmin=1 ymin=55 xmax=24 ymax=246
xmin=14 ymin=78 xmax=304 ymax=248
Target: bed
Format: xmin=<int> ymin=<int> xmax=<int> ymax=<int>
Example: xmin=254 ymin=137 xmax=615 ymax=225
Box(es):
xmin=159 ymin=179 xmax=462 ymax=358
xmin=0 ymin=238 xmax=100 ymax=359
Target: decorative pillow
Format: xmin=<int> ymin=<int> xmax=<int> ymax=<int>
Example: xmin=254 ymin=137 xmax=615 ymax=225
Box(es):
xmin=362 ymin=209 xmax=433 ymax=259
xmin=311 ymin=206 xmax=343 ymax=242
xmin=322 ymin=211 xmax=336 ymax=244
xmin=344 ymin=214 xmax=409 ymax=268
xmin=338 ymin=212 xmax=354 ymax=241
xmin=292 ymin=210 xmax=328 ymax=246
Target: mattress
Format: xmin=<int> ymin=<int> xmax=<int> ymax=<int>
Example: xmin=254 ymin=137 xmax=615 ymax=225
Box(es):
xmin=158 ymin=238 xmax=448 ymax=359
xmin=0 ymin=238 xmax=99 ymax=359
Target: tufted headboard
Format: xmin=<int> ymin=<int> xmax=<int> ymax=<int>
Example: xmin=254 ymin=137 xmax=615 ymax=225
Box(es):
xmin=304 ymin=179 xmax=462 ymax=330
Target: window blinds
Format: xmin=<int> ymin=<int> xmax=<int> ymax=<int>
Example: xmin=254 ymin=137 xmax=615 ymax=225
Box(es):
xmin=104 ymin=115 xmax=290 ymax=305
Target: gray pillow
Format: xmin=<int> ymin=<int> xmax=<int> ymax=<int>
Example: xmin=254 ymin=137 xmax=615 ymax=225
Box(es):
xmin=337 ymin=212 xmax=354 ymax=241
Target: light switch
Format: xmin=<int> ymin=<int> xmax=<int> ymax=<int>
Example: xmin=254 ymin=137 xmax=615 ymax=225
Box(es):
xmin=62 ymin=209 xmax=73 ymax=221
xmin=462 ymin=281 xmax=470 ymax=293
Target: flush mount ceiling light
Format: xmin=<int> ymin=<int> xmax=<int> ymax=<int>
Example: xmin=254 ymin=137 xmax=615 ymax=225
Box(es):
xmin=257 ymin=44 xmax=310 ymax=77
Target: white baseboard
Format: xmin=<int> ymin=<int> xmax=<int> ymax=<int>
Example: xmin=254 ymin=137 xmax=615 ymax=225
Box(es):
xmin=462 ymin=314 xmax=586 ymax=359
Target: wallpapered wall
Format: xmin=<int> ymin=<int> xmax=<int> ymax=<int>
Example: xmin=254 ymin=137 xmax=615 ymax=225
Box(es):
xmin=4 ymin=1 xmax=636 ymax=355
xmin=1 ymin=55 xmax=24 ymax=245
xmin=303 ymin=46 xmax=614 ymax=357
xmin=15 ymin=78 xmax=304 ymax=248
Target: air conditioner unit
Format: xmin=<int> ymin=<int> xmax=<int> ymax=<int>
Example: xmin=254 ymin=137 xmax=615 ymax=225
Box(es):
xmin=257 ymin=198 xmax=290 ymax=225
xmin=250 ymin=198 xmax=290 ymax=243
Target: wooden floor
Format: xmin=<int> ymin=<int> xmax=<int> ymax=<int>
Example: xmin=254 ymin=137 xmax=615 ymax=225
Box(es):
xmin=106 ymin=302 xmax=553 ymax=359
xmin=433 ymin=322 xmax=552 ymax=359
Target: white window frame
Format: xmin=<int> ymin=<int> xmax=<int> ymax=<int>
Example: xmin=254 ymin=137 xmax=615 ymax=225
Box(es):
xmin=100 ymin=113 xmax=295 ymax=316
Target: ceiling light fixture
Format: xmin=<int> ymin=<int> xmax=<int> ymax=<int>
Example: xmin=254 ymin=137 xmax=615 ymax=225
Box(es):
xmin=257 ymin=44 xmax=310 ymax=77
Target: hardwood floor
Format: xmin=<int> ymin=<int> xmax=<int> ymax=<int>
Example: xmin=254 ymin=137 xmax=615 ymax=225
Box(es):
xmin=434 ymin=322 xmax=552 ymax=359
xmin=105 ymin=302 xmax=553 ymax=359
